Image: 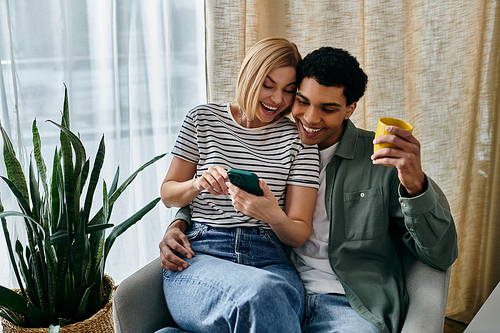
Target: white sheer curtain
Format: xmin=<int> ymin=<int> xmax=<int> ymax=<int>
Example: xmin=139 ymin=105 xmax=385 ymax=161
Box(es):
xmin=0 ymin=0 xmax=206 ymax=288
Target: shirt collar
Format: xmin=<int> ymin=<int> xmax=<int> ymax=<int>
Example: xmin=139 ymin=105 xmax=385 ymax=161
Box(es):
xmin=333 ymin=119 xmax=357 ymax=160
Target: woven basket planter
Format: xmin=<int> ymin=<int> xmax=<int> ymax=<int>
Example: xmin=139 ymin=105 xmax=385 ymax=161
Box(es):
xmin=1 ymin=276 xmax=115 ymax=333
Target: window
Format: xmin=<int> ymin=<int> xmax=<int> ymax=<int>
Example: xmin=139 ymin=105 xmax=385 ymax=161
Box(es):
xmin=0 ymin=0 xmax=206 ymax=286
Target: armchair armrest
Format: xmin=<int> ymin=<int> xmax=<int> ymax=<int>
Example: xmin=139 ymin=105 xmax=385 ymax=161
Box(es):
xmin=113 ymin=258 xmax=176 ymax=333
xmin=400 ymin=177 xmax=452 ymax=332
xmin=401 ymin=251 xmax=451 ymax=333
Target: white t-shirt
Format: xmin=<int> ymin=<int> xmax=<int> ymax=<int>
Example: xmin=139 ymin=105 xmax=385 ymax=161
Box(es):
xmin=172 ymin=103 xmax=320 ymax=229
xmin=290 ymin=142 xmax=345 ymax=295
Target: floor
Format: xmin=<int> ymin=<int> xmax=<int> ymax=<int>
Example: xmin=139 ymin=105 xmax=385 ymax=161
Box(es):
xmin=444 ymin=318 xmax=468 ymax=333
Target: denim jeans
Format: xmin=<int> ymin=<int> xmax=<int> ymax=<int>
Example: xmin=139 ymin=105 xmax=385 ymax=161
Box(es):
xmin=160 ymin=222 xmax=304 ymax=333
xmin=302 ymin=294 xmax=379 ymax=333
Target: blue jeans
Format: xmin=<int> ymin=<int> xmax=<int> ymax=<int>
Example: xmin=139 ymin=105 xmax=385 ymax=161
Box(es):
xmin=160 ymin=222 xmax=304 ymax=333
xmin=302 ymin=294 xmax=379 ymax=333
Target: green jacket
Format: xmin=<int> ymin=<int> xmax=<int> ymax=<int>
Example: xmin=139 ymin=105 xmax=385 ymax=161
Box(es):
xmin=319 ymin=119 xmax=458 ymax=332
xmin=174 ymin=119 xmax=458 ymax=333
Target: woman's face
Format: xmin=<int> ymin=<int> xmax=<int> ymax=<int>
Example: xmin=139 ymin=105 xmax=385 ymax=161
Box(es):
xmin=255 ymin=66 xmax=297 ymax=124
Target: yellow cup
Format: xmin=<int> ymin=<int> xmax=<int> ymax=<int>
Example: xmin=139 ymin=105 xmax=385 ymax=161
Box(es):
xmin=373 ymin=117 xmax=413 ymax=153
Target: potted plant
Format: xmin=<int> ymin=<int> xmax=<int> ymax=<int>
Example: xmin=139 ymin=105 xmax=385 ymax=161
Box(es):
xmin=0 ymin=86 xmax=166 ymax=332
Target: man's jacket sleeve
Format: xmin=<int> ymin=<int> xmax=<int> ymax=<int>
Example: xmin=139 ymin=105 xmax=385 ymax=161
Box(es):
xmin=171 ymin=205 xmax=192 ymax=230
xmin=397 ymin=177 xmax=458 ymax=270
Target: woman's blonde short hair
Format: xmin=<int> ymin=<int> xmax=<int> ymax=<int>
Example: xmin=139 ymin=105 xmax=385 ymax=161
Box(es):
xmin=236 ymin=37 xmax=302 ymax=120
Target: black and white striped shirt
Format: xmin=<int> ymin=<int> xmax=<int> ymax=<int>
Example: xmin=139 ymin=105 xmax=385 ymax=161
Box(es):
xmin=172 ymin=103 xmax=320 ymax=229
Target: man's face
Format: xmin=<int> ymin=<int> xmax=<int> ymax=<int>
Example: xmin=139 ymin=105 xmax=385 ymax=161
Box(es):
xmin=292 ymin=77 xmax=356 ymax=150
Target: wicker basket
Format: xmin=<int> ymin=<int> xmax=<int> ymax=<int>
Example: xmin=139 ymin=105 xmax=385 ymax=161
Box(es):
xmin=1 ymin=276 xmax=115 ymax=333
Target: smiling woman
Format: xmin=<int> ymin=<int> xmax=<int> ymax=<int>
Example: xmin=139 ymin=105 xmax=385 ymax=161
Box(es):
xmin=0 ymin=0 xmax=206 ymax=291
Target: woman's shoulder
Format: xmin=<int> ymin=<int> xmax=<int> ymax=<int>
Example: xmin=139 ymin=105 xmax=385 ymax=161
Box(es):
xmin=185 ymin=103 xmax=231 ymax=120
xmin=188 ymin=102 xmax=228 ymax=114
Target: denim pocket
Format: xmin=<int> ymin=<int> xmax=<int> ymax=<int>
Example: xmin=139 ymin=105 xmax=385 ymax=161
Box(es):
xmin=185 ymin=223 xmax=208 ymax=241
xmin=258 ymin=228 xmax=286 ymax=255
xmin=343 ymin=187 xmax=385 ymax=240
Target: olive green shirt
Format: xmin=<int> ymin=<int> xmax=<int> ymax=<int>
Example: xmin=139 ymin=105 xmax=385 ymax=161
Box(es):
xmin=319 ymin=119 xmax=458 ymax=332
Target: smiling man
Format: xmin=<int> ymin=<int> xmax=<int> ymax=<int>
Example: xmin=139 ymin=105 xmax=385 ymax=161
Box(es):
xmin=288 ymin=47 xmax=457 ymax=333
xmin=159 ymin=47 xmax=458 ymax=333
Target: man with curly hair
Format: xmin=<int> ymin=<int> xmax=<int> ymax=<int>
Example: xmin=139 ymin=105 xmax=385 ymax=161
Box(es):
xmin=162 ymin=46 xmax=458 ymax=333
xmin=287 ymin=47 xmax=457 ymax=332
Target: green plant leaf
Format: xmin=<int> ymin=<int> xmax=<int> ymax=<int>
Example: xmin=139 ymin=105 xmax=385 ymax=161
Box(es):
xmin=43 ymin=212 xmax=58 ymax=322
xmin=47 ymin=120 xmax=86 ymax=179
xmin=59 ymin=281 xmax=85 ymax=320
xmin=0 ymin=197 xmax=27 ymax=297
xmin=86 ymin=256 xmax=104 ymax=309
xmin=0 ymin=305 xmax=25 ymax=326
xmin=89 ymin=153 xmax=166 ymax=226
xmin=0 ymin=123 xmax=30 ymax=206
xmin=32 ymin=119 xmax=49 ymax=197
xmin=102 ymin=181 xmax=109 ymax=225
xmin=29 ymin=158 xmax=41 ymax=222
xmin=3 ymin=211 xmax=48 ymax=316
xmin=0 ymin=176 xmax=32 ymax=216
xmin=55 ymin=242 xmax=69 ymax=308
xmin=108 ymin=166 xmax=120 ymax=197
xmin=104 ymin=197 xmax=161 ymax=262
xmin=61 ymin=84 xmax=70 ymax=130
xmin=75 ymin=284 xmax=92 ymax=321
xmin=26 ymin=301 xmax=44 ymax=327
xmin=103 ymin=166 xmax=120 ymax=222
xmin=86 ymin=223 xmax=114 ymax=234
xmin=50 ymin=148 xmax=61 ymax=234
xmin=82 ymin=135 xmax=105 ymax=225
xmin=0 ymin=285 xmax=29 ymax=314
xmin=88 ymin=181 xmax=109 ymax=280
xmin=0 ymin=211 xmax=45 ymax=233
xmin=58 ymin=115 xmax=75 ymax=279
xmin=31 ymin=243 xmax=48 ymax=323
xmin=73 ymin=213 xmax=89 ymax=286
xmin=49 ymin=223 xmax=113 ymax=246
xmin=80 ymin=159 xmax=90 ymax=195
xmin=15 ymin=241 xmax=37 ymax=308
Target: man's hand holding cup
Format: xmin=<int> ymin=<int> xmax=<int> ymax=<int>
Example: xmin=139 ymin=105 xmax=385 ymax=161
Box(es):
xmin=372 ymin=117 xmax=425 ymax=196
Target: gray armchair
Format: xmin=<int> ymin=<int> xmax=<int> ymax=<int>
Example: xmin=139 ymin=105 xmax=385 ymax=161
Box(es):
xmin=113 ymin=179 xmax=452 ymax=333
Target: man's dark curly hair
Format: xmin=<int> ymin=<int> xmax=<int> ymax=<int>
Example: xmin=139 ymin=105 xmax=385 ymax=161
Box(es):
xmin=296 ymin=47 xmax=368 ymax=106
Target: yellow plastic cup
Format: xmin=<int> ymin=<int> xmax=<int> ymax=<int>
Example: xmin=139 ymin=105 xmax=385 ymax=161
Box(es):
xmin=373 ymin=117 xmax=413 ymax=153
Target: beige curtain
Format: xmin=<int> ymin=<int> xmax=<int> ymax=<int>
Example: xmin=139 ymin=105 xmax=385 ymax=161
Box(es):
xmin=205 ymin=0 xmax=500 ymax=325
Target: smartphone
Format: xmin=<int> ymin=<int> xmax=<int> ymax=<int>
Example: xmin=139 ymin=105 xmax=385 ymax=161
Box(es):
xmin=227 ymin=168 xmax=263 ymax=196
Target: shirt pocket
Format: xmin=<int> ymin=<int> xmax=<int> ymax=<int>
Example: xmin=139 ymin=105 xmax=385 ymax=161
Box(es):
xmin=343 ymin=187 xmax=385 ymax=240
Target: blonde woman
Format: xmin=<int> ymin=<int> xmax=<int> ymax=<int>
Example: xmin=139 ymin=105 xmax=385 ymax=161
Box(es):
xmin=157 ymin=37 xmax=319 ymax=333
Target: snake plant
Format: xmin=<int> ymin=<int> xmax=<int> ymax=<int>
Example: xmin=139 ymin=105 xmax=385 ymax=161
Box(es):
xmin=0 ymin=86 xmax=166 ymax=329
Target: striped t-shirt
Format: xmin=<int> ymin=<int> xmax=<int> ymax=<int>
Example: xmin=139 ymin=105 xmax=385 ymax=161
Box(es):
xmin=172 ymin=103 xmax=320 ymax=229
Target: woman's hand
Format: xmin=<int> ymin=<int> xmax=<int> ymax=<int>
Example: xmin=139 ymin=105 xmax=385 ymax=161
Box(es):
xmin=228 ymin=179 xmax=317 ymax=248
xmin=161 ymin=158 xmax=228 ymax=208
xmin=193 ymin=166 xmax=229 ymax=195
xmin=228 ymin=178 xmax=281 ymax=222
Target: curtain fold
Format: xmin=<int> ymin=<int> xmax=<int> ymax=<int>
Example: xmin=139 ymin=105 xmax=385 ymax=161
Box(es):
xmin=205 ymin=0 xmax=500 ymax=324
